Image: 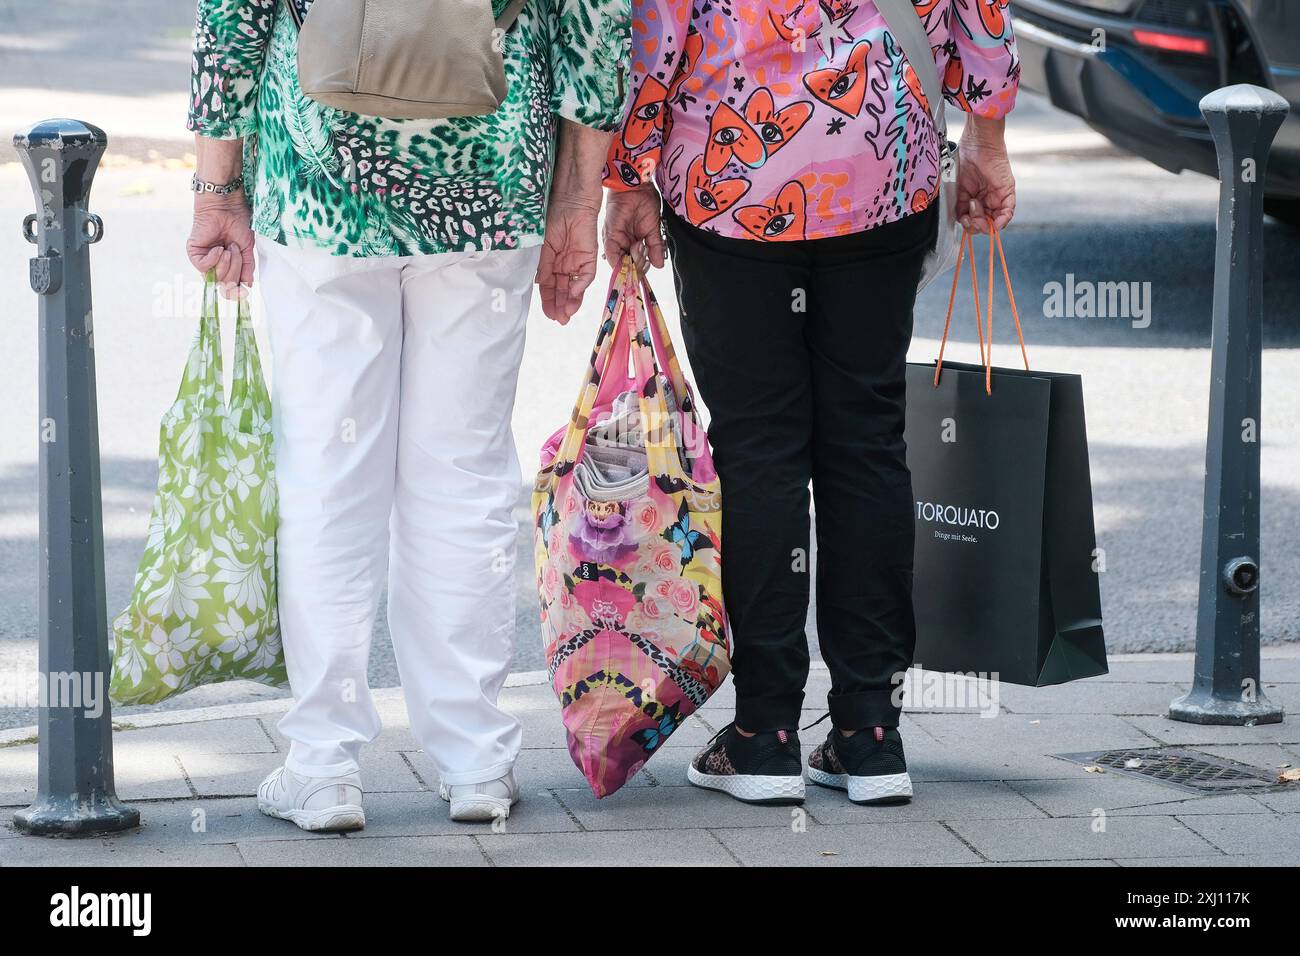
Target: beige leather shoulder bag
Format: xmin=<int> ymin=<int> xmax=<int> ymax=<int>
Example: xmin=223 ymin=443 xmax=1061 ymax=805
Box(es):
xmin=284 ymin=0 xmax=528 ymax=119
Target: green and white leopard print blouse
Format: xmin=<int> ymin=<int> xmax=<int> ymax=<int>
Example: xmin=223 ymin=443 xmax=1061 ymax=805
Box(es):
xmin=188 ymin=0 xmax=630 ymax=257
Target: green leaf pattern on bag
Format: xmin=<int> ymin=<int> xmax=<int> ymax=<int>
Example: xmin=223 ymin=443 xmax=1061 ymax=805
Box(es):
xmin=111 ymin=275 xmax=286 ymax=704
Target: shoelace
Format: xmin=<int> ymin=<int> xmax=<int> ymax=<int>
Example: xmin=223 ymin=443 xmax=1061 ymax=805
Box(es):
xmin=704 ymin=720 xmax=802 ymax=751
xmin=800 ymin=712 xmax=831 ymax=732
xmin=702 ymin=720 xmax=735 ymax=750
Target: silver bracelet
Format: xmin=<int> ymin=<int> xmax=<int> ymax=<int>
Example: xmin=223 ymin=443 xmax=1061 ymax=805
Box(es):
xmin=191 ymin=174 xmax=244 ymax=195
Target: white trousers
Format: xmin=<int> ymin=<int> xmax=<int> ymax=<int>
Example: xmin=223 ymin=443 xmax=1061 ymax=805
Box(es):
xmin=255 ymin=235 xmax=540 ymax=785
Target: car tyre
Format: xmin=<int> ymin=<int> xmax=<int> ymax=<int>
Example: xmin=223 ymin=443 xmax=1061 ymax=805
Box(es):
xmin=1264 ymin=196 xmax=1300 ymax=229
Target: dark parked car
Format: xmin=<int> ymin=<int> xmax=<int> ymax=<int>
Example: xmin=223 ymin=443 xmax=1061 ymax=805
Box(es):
xmin=1010 ymin=0 xmax=1300 ymax=222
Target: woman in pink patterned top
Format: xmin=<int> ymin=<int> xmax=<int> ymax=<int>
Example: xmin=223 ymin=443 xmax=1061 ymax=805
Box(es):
xmin=601 ymin=1 xmax=1020 ymax=807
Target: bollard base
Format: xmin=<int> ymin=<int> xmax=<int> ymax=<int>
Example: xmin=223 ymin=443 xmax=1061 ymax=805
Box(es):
xmin=13 ymin=793 xmax=141 ymax=837
xmin=1168 ymin=688 xmax=1284 ymax=726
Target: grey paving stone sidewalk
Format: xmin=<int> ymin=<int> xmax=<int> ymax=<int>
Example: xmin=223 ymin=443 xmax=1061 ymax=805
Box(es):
xmin=2 ymin=654 xmax=1299 ymax=867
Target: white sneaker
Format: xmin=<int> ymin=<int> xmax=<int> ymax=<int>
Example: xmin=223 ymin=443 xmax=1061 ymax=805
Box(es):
xmin=257 ymin=765 xmax=366 ymax=832
xmin=438 ymin=770 xmax=520 ymax=822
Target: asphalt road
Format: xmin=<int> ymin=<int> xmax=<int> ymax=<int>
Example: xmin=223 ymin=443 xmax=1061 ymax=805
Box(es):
xmin=2 ymin=2 xmax=1299 ymax=729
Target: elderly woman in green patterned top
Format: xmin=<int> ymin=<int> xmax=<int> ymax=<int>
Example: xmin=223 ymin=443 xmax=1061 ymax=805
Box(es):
xmin=185 ymin=0 xmax=628 ymax=829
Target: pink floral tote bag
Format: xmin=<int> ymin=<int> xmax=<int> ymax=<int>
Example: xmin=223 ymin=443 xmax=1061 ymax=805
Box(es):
xmin=533 ymin=258 xmax=730 ymax=797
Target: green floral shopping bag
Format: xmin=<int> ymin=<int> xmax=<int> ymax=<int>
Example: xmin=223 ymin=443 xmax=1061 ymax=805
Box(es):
xmin=110 ymin=274 xmax=286 ymax=705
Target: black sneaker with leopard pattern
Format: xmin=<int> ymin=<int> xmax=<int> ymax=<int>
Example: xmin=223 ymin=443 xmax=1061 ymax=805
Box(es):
xmin=686 ymin=723 xmax=805 ymax=805
xmin=807 ymin=726 xmax=913 ymax=805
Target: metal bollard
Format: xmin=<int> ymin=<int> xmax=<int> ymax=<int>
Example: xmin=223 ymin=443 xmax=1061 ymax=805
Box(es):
xmin=1169 ymin=87 xmax=1288 ymax=726
xmin=12 ymin=119 xmax=140 ymax=834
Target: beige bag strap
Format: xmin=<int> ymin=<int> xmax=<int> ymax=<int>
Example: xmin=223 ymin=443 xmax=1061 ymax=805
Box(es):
xmin=283 ymin=0 xmax=528 ymax=33
xmin=495 ymin=0 xmax=528 ymax=30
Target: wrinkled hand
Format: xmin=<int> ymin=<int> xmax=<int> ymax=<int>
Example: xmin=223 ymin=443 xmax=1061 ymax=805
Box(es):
xmin=602 ymin=183 xmax=665 ymax=272
xmin=536 ymin=196 xmax=600 ymax=325
xmin=956 ymin=118 xmax=1016 ymax=234
xmin=187 ymin=193 xmax=255 ymax=298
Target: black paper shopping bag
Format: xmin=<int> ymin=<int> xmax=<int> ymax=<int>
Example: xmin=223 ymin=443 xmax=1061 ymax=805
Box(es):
xmin=903 ymin=229 xmax=1106 ymax=686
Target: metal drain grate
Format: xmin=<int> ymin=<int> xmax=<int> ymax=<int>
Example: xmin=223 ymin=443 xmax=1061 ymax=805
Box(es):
xmin=1054 ymin=747 xmax=1291 ymax=794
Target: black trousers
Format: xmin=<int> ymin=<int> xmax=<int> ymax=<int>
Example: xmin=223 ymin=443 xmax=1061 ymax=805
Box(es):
xmin=663 ymin=204 xmax=937 ymax=732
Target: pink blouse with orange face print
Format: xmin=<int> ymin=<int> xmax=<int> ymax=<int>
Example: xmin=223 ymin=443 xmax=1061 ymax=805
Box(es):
xmin=604 ymin=1 xmax=1020 ymax=242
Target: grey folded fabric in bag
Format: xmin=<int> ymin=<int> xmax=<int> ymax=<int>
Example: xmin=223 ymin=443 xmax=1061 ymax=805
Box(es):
xmin=575 ymin=383 xmax=682 ymax=502
xmin=586 ymin=377 xmax=681 ymax=449
xmin=574 ymin=444 xmax=649 ymax=502
xmin=580 ymin=377 xmax=694 ymax=491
